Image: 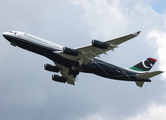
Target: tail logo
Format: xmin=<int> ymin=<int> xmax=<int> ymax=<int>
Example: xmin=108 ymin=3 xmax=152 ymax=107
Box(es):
xmin=129 ymin=57 xmax=157 ymax=72
xmin=142 ymin=59 xmax=153 ymax=69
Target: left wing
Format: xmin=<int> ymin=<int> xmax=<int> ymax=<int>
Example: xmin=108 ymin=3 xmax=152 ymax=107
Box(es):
xmin=56 ymin=63 xmax=76 ymax=85
xmin=76 ymin=31 xmax=141 ymax=65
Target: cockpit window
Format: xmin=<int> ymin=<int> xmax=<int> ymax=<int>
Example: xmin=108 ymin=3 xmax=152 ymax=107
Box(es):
xmin=9 ymin=31 xmax=17 ymax=34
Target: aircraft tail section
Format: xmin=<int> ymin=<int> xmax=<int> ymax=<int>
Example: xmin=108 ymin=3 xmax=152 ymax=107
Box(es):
xmin=129 ymin=57 xmax=157 ymax=73
xmin=135 ymin=81 xmax=144 ymax=87
xmin=135 ymin=71 xmax=164 ymax=87
xmin=128 ymin=57 xmax=164 ymax=87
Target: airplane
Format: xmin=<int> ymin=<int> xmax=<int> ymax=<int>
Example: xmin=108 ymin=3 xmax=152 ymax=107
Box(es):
xmin=2 ymin=30 xmax=163 ymax=87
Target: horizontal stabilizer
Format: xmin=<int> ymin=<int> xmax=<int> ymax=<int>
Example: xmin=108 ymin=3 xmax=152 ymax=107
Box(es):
xmin=137 ymin=71 xmax=164 ymax=79
xmin=135 ymin=81 xmax=144 ymax=87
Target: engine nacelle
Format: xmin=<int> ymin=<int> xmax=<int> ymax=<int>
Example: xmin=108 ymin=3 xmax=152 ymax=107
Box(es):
xmin=63 ymin=47 xmax=79 ymax=56
xmin=92 ymin=40 xmax=108 ymax=49
xmin=52 ymin=74 xmax=67 ymax=83
xmin=44 ymin=64 xmax=59 ymax=72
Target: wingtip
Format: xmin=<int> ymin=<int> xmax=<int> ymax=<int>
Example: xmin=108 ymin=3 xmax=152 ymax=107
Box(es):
xmin=133 ymin=31 xmax=141 ymax=36
xmin=137 ymin=31 xmax=141 ymax=34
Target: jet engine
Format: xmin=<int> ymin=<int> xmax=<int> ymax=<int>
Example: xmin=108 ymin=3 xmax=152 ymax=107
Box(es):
xmin=52 ymin=74 xmax=67 ymax=83
xmin=63 ymin=47 xmax=79 ymax=56
xmin=92 ymin=40 xmax=108 ymax=49
xmin=44 ymin=64 xmax=59 ymax=72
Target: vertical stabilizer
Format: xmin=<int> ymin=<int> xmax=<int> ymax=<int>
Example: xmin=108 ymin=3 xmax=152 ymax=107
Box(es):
xmin=129 ymin=57 xmax=157 ymax=72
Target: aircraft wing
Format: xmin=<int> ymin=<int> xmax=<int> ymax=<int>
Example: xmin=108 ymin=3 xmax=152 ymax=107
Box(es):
xmin=56 ymin=63 xmax=76 ymax=85
xmin=76 ymin=31 xmax=141 ymax=64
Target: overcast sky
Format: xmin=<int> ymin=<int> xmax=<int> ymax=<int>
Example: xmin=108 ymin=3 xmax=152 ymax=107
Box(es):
xmin=0 ymin=0 xmax=166 ymax=120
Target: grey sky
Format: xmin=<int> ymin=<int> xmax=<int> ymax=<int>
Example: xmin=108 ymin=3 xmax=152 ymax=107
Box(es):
xmin=0 ymin=0 xmax=166 ymax=120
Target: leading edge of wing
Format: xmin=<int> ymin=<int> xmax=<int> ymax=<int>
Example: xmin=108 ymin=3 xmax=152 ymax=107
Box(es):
xmin=105 ymin=31 xmax=141 ymax=45
xmin=75 ymin=31 xmax=141 ymax=50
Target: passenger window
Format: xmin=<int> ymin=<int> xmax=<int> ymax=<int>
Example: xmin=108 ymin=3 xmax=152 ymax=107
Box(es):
xmin=9 ymin=31 xmax=13 ymax=33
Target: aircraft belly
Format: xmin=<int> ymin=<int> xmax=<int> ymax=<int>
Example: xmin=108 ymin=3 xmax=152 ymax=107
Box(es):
xmin=16 ymin=40 xmax=74 ymax=68
xmin=8 ymin=36 xmax=53 ymax=55
xmin=92 ymin=59 xmax=140 ymax=81
xmin=82 ymin=61 xmax=122 ymax=78
xmin=57 ymin=53 xmax=79 ymax=61
xmin=5 ymin=36 xmax=74 ymax=68
xmin=46 ymin=53 xmax=75 ymax=68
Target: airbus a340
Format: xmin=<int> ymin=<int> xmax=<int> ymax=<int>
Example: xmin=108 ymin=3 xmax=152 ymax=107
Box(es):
xmin=2 ymin=30 xmax=163 ymax=87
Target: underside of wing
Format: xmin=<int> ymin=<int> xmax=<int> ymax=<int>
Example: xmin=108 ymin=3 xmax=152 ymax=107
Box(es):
xmin=76 ymin=31 xmax=141 ymax=65
xmin=60 ymin=70 xmax=76 ymax=85
xmin=56 ymin=63 xmax=77 ymax=85
xmin=105 ymin=31 xmax=141 ymax=45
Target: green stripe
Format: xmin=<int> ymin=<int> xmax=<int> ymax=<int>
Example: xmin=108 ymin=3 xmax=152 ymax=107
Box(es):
xmin=129 ymin=67 xmax=146 ymax=72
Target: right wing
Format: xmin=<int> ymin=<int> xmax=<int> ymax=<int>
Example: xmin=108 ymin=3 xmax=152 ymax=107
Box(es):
xmin=53 ymin=31 xmax=141 ymax=85
xmin=76 ymin=31 xmax=141 ymax=64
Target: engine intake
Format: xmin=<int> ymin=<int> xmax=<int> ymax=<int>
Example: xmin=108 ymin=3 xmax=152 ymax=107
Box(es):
xmin=63 ymin=47 xmax=79 ymax=56
xmin=92 ymin=40 xmax=108 ymax=49
xmin=44 ymin=64 xmax=59 ymax=72
xmin=52 ymin=74 xmax=67 ymax=83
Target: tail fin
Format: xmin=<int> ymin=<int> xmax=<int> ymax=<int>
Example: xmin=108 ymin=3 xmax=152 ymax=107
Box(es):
xmin=129 ymin=57 xmax=157 ymax=73
xmin=129 ymin=58 xmax=164 ymax=87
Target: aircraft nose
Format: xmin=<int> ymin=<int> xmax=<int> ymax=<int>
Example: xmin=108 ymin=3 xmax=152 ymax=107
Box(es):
xmin=2 ymin=32 xmax=8 ymax=37
xmin=2 ymin=32 xmax=11 ymax=41
xmin=2 ymin=32 xmax=11 ymax=40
